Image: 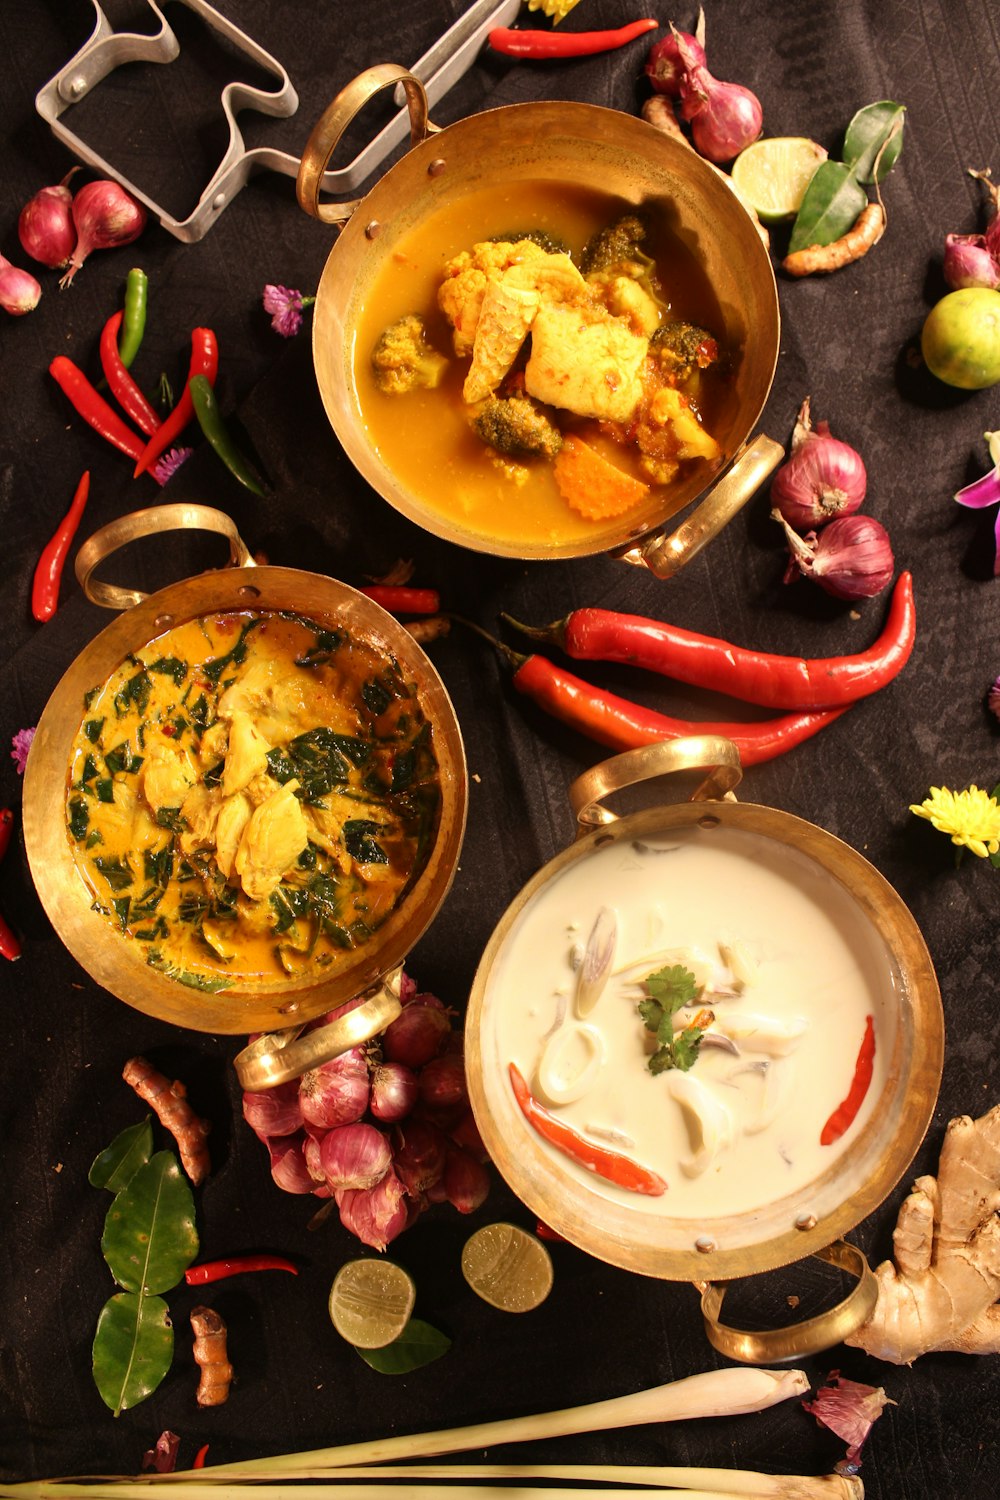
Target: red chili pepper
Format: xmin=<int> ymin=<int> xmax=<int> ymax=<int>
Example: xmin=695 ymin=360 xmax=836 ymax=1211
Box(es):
xmin=506 ymin=571 xmax=916 ymax=712
xmin=134 ymin=327 xmax=219 ymax=476
xmin=534 ymin=1219 xmax=568 ymax=1243
xmin=48 ymin=356 xmax=145 ymax=462
xmin=184 ymin=1253 xmax=298 ymax=1284
xmin=508 ymin=1061 xmax=667 ymax=1196
xmin=820 ymin=1015 xmax=876 ymax=1146
xmin=0 ymin=809 xmax=22 ymax=962
xmin=192 ymin=1445 xmax=210 ymax=1470
xmin=31 ymin=470 xmax=90 ymax=623
xmin=360 ymin=585 xmax=441 ymax=615
xmin=489 ymin=18 xmax=658 ymax=58
xmin=99 ymin=310 xmax=159 ymax=436
xmin=511 ymin=651 xmax=848 ymax=766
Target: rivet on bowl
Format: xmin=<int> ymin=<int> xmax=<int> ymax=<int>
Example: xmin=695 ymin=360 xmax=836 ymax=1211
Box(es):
xmin=237 ymin=584 xmax=261 ymax=600
xmin=794 ymin=1212 xmax=818 ymax=1231
xmin=279 ymin=1000 xmax=301 ymax=1016
xmin=698 ymin=815 xmax=720 ymax=830
xmin=594 ymin=833 xmax=615 ymax=849
xmin=695 ymin=1236 xmax=717 ymax=1254
xmin=365 ymin=220 xmax=382 ymax=240
xmin=153 ymin=614 xmax=174 ymax=630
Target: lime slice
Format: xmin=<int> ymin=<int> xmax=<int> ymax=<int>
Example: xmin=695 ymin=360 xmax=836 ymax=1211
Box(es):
xmin=730 ymin=137 xmax=828 ymax=223
xmin=461 ymin=1222 xmax=554 ymax=1313
xmin=328 ymin=1258 xmax=416 ymax=1349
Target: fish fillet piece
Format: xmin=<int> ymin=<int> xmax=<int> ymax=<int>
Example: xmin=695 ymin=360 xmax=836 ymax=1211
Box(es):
xmin=525 ymin=303 xmax=647 ymax=422
xmin=234 ymin=778 xmax=309 ymax=902
xmin=462 ymin=254 xmax=589 ymax=404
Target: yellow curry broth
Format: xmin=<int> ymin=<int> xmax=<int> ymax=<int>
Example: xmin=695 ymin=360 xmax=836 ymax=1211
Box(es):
xmin=66 ymin=611 xmax=439 ymax=992
xmin=353 ymin=181 xmax=730 ymax=549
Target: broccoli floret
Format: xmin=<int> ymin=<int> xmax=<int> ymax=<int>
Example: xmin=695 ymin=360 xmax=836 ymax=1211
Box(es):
xmin=489 ymin=229 xmax=569 ymax=256
xmin=579 ymin=216 xmax=652 ymax=278
xmin=471 ymin=392 xmax=563 ymax=459
xmin=648 ymin=320 xmax=720 ymax=383
xmin=371 ymin=314 xmax=449 ymax=395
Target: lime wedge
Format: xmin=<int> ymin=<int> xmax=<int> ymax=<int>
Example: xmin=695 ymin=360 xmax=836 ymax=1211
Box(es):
xmin=730 ymin=137 xmax=828 ymax=223
xmin=328 ymin=1257 xmax=416 ymax=1349
xmin=461 ymin=1222 xmax=554 ymax=1313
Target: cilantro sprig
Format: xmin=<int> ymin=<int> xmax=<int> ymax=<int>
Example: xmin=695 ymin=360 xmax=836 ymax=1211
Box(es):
xmin=638 ymin=963 xmax=704 ymax=1074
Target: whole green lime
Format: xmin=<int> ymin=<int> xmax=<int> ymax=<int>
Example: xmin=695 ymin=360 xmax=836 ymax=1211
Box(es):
xmin=921 ymin=288 xmax=1000 ymax=390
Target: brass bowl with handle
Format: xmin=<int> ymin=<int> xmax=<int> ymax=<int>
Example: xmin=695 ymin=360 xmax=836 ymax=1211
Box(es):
xmin=297 ymin=66 xmax=782 ymax=577
xmin=22 ymin=504 xmax=468 ymax=1089
xmin=464 ymin=737 xmax=944 ymax=1359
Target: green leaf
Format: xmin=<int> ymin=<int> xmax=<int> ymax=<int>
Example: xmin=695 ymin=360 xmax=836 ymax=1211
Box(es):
xmin=645 ymin=964 xmax=698 ymax=1012
xmin=92 ymin=1291 xmax=173 ymax=1416
xmin=89 ymin=1119 xmax=154 ymax=1192
xmin=788 ymin=161 xmax=868 ymax=252
xmin=355 ymin=1319 xmax=451 ymax=1374
xmin=842 ymin=101 xmax=905 ymax=184
xmin=101 ymin=1150 xmax=199 ymax=1295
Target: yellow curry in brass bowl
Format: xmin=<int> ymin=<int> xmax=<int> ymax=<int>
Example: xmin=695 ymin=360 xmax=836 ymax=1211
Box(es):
xmin=65 ymin=609 xmax=440 ymax=994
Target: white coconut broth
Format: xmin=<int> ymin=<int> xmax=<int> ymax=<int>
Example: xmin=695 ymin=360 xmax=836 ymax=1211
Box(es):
xmin=483 ymin=824 xmax=897 ymax=1222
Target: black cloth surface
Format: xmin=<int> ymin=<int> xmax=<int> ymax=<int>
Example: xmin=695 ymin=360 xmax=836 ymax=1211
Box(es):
xmin=2 ymin=1 xmax=1000 ymax=1493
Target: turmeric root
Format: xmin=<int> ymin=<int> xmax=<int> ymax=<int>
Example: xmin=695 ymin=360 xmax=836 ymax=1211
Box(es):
xmin=122 ymin=1056 xmax=211 ymax=1186
xmin=846 ymin=1102 xmax=1000 ymax=1363
xmin=190 ymin=1305 xmax=233 ymax=1407
xmin=782 ymin=203 xmax=886 ymax=278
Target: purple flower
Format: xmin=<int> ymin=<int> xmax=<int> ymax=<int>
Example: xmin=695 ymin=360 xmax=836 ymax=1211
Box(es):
xmin=955 ymin=429 xmax=1000 ymax=575
xmin=989 ymin=676 xmax=1000 ymax=722
xmin=262 ymin=283 xmax=315 ymax=338
xmin=10 ymin=727 xmax=36 ymax=774
xmin=151 ymin=446 xmax=193 ymax=487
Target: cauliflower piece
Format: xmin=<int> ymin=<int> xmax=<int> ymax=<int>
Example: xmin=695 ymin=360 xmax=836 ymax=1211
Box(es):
xmin=234 ymin=778 xmax=309 ymax=903
xmin=222 ymin=710 xmax=270 ymax=797
xmin=597 ymin=275 xmax=662 ymax=337
xmin=649 ymin=386 xmax=721 ymax=462
xmin=525 ymin=303 xmax=647 ymax=423
xmin=438 ymin=239 xmax=550 ymax=355
xmin=215 ymin=792 xmax=254 ymax=881
xmin=371 ymin=314 xmax=449 ymax=395
xmin=140 ymin=743 xmax=197 ymax=814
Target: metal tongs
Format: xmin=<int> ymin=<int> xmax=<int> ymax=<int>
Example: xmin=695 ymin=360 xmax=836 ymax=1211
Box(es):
xmin=35 ymin=0 xmax=520 ymax=242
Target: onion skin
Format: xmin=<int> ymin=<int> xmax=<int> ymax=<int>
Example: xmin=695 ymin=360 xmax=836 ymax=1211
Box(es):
xmin=943 ymin=233 xmax=1000 ymax=291
xmin=779 ymin=511 xmax=895 ymax=601
xmin=337 ymin=1167 xmax=408 ymax=1251
xmin=0 ymin=257 xmax=42 ymax=316
xmin=644 ymin=30 xmax=704 ymax=97
xmin=18 ymin=182 xmax=77 ymax=269
xmin=242 ymin=1082 xmax=303 ymax=1139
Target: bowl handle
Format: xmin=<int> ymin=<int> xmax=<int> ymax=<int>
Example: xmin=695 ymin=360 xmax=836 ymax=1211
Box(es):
xmin=569 ymin=736 xmax=743 ymax=831
xmin=297 ymin=64 xmax=431 ymax=228
xmin=695 ymin=1239 xmax=879 ymax=1362
xmin=616 ymin=433 xmax=784 ymax=580
xmin=233 ymin=975 xmax=404 ymax=1090
xmin=74 ymin=502 xmax=255 ymax=610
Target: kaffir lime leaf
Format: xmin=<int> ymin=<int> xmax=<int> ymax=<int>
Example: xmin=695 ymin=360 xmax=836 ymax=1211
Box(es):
xmin=461 ymin=1222 xmax=553 ymax=1312
xmin=328 ymin=1257 xmax=416 ymax=1348
xmin=921 ymin=289 xmax=1000 ymax=390
xmin=730 ymin=137 xmax=828 ymax=223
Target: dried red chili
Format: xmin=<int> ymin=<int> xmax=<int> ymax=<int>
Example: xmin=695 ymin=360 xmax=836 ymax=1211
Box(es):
xmin=99 ymin=309 xmax=159 ymax=436
xmin=506 ymin=571 xmax=916 ymax=712
xmin=134 ymin=327 xmax=219 ymax=476
xmin=192 ymin=1445 xmax=210 ymax=1470
xmin=509 ymin=1062 xmax=667 ymax=1195
xmin=510 ymin=650 xmax=848 ymax=765
xmin=48 ymin=356 xmax=145 ymax=462
xmin=820 ymin=1015 xmax=876 ymax=1146
xmin=185 ymin=1254 xmax=298 ymax=1284
xmin=32 ymin=470 xmax=90 ymax=623
xmin=360 ymin=585 xmax=441 ymax=614
xmin=489 ymin=18 xmax=658 ymax=58
xmin=0 ymin=809 xmax=22 ymax=962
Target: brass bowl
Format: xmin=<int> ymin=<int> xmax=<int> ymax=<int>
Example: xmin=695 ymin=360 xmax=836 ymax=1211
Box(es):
xmin=22 ymin=507 xmax=468 ymax=1076
xmin=298 ymin=67 xmax=782 ymax=578
xmin=465 ymin=740 xmax=943 ymax=1334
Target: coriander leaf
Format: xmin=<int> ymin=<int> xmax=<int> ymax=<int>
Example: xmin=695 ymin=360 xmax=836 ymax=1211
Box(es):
xmin=671 ymin=1026 xmax=704 ymax=1072
xmin=644 ymin=964 xmax=698 ymax=1012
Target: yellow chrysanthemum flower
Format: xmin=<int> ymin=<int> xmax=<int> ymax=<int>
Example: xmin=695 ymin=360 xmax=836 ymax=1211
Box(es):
xmin=525 ymin=0 xmax=582 ymax=23
xmin=909 ymin=785 xmax=1000 ymax=859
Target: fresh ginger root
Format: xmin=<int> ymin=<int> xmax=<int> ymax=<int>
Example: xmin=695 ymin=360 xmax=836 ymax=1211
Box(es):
xmin=191 ymin=1305 xmax=233 ymax=1407
xmin=847 ymin=1103 xmax=1000 ymax=1363
xmin=122 ymin=1056 xmax=211 ymax=1185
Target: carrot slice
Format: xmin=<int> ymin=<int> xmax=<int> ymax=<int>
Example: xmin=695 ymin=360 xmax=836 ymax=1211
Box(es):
xmin=553 ymin=434 xmax=650 ymax=520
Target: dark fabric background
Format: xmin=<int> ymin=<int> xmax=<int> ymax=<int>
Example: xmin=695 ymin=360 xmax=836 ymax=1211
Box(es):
xmin=2 ymin=0 xmax=999 ymax=1494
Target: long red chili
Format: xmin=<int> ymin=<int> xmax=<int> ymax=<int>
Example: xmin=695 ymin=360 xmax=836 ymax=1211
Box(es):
xmin=32 ymin=470 xmax=90 ymax=623
xmin=509 ymin=1062 xmax=667 ymax=1196
xmin=507 ymin=571 xmax=915 ymax=712
xmin=489 ymin=18 xmax=658 ymax=58
xmin=192 ymin=1445 xmax=210 ymax=1470
xmin=184 ymin=1253 xmax=298 ymax=1284
xmin=49 ymin=356 xmax=145 ymax=462
xmin=512 ymin=652 xmax=848 ymax=765
xmin=99 ymin=310 xmax=159 ymax=436
xmin=0 ymin=809 xmax=22 ymax=962
xmin=820 ymin=1015 xmax=876 ymax=1146
xmin=134 ymin=327 xmax=219 ymax=476
xmin=360 ymin=585 xmax=441 ymax=614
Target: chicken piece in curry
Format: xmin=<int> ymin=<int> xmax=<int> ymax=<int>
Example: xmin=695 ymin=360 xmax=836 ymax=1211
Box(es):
xmin=66 ymin=612 xmax=440 ymax=992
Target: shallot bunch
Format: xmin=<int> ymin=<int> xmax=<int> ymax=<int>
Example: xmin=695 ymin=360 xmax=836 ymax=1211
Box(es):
xmin=242 ymin=972 xmax=491 ymax=1251
xmin=943 ymin=169 xmax=1000 ymax=291
xmin=15 ymin=170 xmax=146 ymax=286
xmin=645 ymin=21 xmax=762 ymax=164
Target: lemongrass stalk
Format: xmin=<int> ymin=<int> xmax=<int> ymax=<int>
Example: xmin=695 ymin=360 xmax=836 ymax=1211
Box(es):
xmin=0 ymin=1486 xmax=857 ymax=1500
xmin=156 ymin=1367 xmax=811 ymax=1480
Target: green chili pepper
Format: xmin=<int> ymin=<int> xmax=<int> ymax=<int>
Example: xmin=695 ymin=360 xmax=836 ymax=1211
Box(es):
xmin=118 ymin=269 xmax=148 ymax=368
xmin=189 ymin=374 xmax=267 ymax=496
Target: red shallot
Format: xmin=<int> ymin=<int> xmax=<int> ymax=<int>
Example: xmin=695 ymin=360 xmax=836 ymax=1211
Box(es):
xmin=369 ymin=1061 xmax=419 ymax=1122
xmin=672 ymin=25 xmax=763 ymax=163
xmin=770 ymin=398 xmax=867 ymax=529
xmin=382 ymin=996 xmax=450 ymax=1068
xmin=644 ymin=26 xmax=705 ymax=97
xmin=267 ymin=1134 xmax=316 ymax=1194
xmin=0 ymin=256 xmax=41 ymax=316
xmin=392 ymin=1118 xmax=448 ymax=1198
xmin=60 ymin=179 xmax=146 ymax=287
xmin=418 ymin=1052 xmax=469 ymax=1112
xmin=943 ymin=169 xmax=1000 ymax=291
xmin=320 ymin=1122 xmax=392 ymax=1192
xmin=337 ymin=1167 xmax=409 ymax=1251
xmin=298 ymin=1048 xmax=370 ymax=1130
xmin=443 ymin=1146 xmax=491 ymax=1214
xmin=774 ymin=510 xmax=895 ymax=601
xmin=242 ymin=1082 xmax=303 ymax=1139
xmin=18 ymin=171 xmax=78 ymax=268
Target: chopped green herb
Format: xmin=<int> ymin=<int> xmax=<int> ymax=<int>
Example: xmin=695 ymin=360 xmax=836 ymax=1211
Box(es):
xmin=143 ymin=845 xmax=174 ymax=888
xmin=85 ymin=829 xmax=104 ymax=849
xmin=84 ymin=718 xmax=105 ymax=743
xmin=83 ymin=687 xmax=99 ymax=710
xmin=155 ymin=807 xmax=185 ymax=832
xmin=145 ymin=952 xmax=233 ymax=992
xmin=111 ymin=896 xmax=131 ymax=932
xmin=113 ymin=668 xmax=152 ymax=719
xmin=93 ymin=855 xmax=135 ymax=892
xmin=202 ymin=759 xmax=224 ymax=787
xmin=77 ymin=753 xmax=99 ymax=785
xmin=202 ymin=618 xmax=261 ymax=685
xmin=68 ymin=797 xmax=90 ymax=842
xmin=105 ymin=742 xmax=143 ymax=775
xmin=146 ymin=657 xmax=189 ymax=686
xmin=343 ymin=819 xmax=389 ymax=865
xmin=95 ymin=778 xmax=115 ymax=804
xmin=638 ymin=964 xmax=704 ymax=1074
